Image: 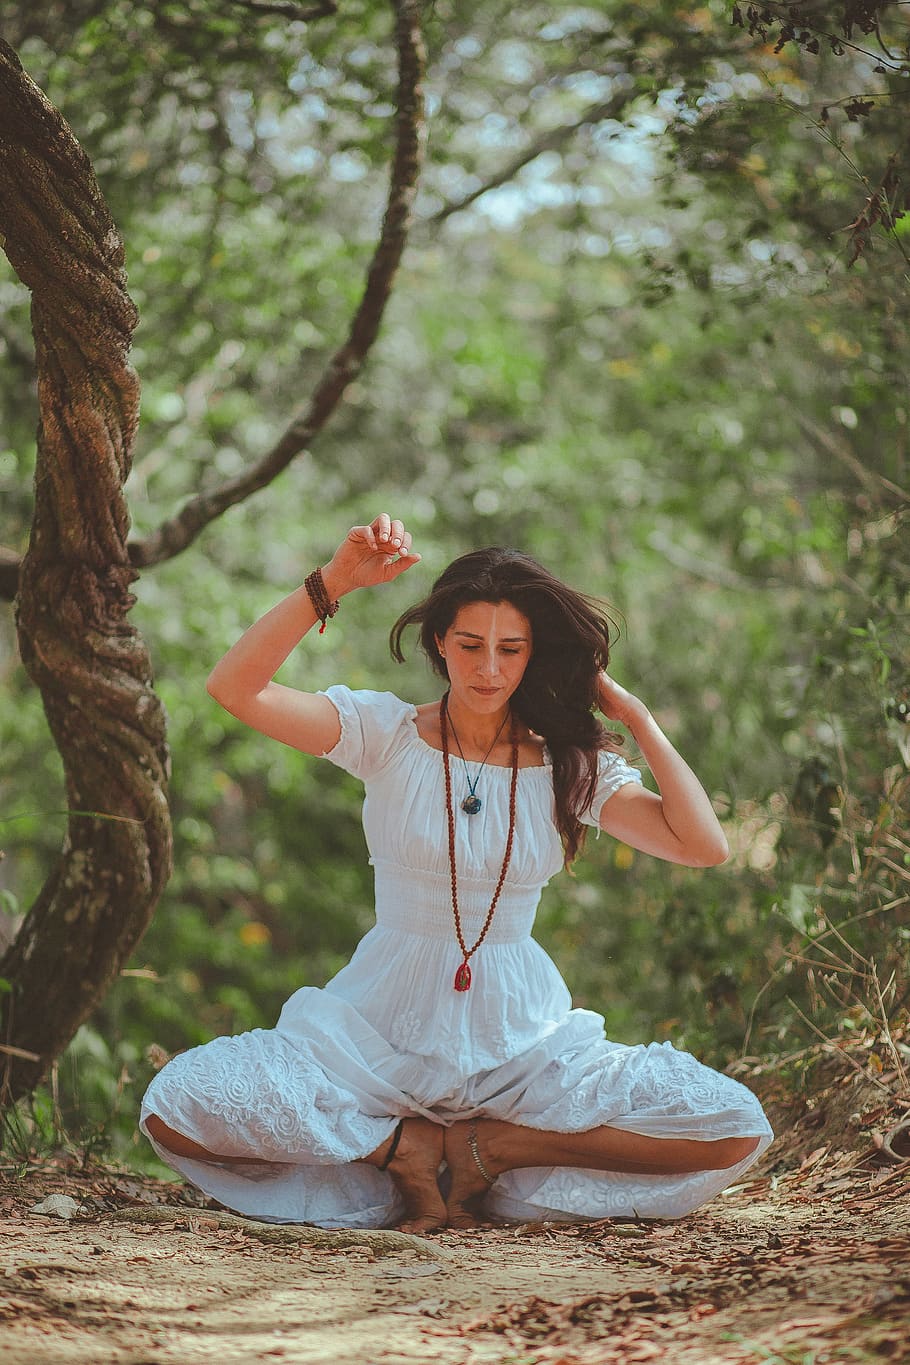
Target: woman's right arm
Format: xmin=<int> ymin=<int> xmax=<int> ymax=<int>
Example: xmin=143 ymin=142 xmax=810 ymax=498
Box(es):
xmin=206 ymin=513 xmax=419 ymax=754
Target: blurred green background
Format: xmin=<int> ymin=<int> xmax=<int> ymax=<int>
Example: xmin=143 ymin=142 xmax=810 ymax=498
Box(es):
xmin=0 ymin=0 xmax=907 ymax=1167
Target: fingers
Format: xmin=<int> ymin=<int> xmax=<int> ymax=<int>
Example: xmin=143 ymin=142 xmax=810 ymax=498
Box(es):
xmin=335 ymin=514 xmax=420 ymax=589
xmin=372 ymin=512 xmax=391 ymax=538
xmin=387 ymin=548 xmax=421 ymax=578
xmin=369 ymin=513 xmax=419 ymax=562
xmin=371 ymin=512 xmax=404 ymax=550
xmin=346 ymin=516 xmax=402 ymax=553
xmin=347 ymin=522 xmax=379 ymax=551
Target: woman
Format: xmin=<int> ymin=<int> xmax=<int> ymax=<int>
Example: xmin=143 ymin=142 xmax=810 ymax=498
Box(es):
xmin=142 ymin=513 xmax=772 ymax=1233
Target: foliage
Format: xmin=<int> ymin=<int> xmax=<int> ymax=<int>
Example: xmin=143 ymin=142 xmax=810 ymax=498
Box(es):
xmin=0 ymin=0 xmax=907 ymax=1159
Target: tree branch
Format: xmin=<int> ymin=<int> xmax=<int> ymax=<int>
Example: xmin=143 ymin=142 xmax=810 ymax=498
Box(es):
xmin=225 ymin=0 xmax=338 ymax=18
xmin=427 ymin=88 xmax=637 ymax=227
xmin=732 ymin=0 xmax=908 ymax=72
xmin=793 ymin=410 xmax=910 ymax=504
xmin=129 ymin=0 xmax=426 ymax=569
xmin=646 ymin=529 xmax=757 ymax=590
xmin=108 ymin=1204 xmax=452 ymax=1257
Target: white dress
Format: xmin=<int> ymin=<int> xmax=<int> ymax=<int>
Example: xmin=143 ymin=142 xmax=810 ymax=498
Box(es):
xmin=141 ymin=687 xmax=773 ymax=1228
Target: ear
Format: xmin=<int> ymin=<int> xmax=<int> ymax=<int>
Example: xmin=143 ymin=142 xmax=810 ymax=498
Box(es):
xmin=434 ymin=633 xmax=446 ymax=659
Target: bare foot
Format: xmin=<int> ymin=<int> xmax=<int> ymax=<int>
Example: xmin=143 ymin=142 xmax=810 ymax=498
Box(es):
xmin=444 ymin=1119 xmax=500 ymax=1229
xmin=365 ymin=1118 xmax=446 ymax=1234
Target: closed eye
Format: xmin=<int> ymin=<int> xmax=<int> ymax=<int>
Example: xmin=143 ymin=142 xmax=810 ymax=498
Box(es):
xmin=459 ymin=645 xmax=524 ymax=654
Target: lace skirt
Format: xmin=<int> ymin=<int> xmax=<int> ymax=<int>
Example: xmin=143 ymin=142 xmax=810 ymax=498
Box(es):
xmin=140 ymin=996 xmax=773 ymax=1228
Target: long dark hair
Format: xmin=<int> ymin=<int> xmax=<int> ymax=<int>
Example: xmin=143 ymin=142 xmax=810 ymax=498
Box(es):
xmin=390 ymin=547 xmax=622 ymax=866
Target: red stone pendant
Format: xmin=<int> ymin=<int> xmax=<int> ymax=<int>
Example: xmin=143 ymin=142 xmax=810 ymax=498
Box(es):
xmin=454 ymin=961 xmax=472 ymax=992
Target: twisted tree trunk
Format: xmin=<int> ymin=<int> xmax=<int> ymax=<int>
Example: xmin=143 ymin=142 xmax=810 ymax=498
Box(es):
xmin=0 ymin=0 xmax=424 ymax=1101
xmin=0 ymin=39 xmax=172 ymax=1100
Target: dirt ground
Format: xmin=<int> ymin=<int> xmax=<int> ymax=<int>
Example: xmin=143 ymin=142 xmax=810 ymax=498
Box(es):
xmin=2 ymin=1063 xmax=909 ymax=1365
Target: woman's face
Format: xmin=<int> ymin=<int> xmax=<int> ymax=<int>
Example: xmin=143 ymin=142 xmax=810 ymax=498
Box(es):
xmin=436 ymin=600 xmax=532 ymax=715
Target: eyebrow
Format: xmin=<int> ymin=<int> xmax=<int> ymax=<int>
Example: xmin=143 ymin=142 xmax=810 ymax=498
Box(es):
xmin=453 ymin=630 xmax=530 ymax=642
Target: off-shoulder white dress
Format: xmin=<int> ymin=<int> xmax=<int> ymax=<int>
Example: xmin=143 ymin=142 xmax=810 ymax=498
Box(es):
xmin=141 ymin=687 xmax=772 ymax=1228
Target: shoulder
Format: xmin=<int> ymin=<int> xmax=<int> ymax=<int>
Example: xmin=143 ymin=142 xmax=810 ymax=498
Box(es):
xmin=577 ymin=745 xmax=643 ymax=827
xmin=596 ymin=745 xmax=643 ymax=786
xmin=321 ymin=685 xmax=416 ymax=725
xmin=317 ymin=686 xmax=418 ymax=779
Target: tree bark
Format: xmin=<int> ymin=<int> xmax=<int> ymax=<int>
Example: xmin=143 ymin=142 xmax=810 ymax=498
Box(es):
xmin=0 ymin=39 xmax=172 ymax=1100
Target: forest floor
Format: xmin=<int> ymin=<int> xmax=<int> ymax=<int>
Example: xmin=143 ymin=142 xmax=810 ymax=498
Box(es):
xmin=1 ymin=1046 xmax=909 ymax=1365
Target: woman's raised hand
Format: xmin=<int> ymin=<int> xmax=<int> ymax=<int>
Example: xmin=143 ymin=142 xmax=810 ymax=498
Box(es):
xmin=322 ymin=513 xmax=420 ymax=597
xmin=596 ymin=671 xmax=650 ymax=732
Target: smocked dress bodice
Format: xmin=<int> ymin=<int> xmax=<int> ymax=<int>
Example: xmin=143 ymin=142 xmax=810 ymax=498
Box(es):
xmin=274 ymin=687 xmax=643 ymax=1085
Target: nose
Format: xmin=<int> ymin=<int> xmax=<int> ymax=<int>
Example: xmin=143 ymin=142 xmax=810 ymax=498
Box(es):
xmin=477 ymin=647 xmax=498 ymax=677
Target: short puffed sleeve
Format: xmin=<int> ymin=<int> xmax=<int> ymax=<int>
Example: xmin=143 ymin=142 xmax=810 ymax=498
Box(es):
xmin=317 ymin=686 xmax=417 ymax=782
xmin=578 ymin=749 xmax=644 ymax=828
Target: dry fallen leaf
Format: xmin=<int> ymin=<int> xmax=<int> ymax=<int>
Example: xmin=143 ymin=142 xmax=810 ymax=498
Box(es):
xmin=799 ymin=1145 xmax=829 ymax=1171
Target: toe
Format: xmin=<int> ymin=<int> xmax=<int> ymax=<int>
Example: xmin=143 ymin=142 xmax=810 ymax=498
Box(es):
xmin=447 ymin=1207 xmax=481 ymax=1229
xmin=397 ymin=1214 xmax=445 ymax=1235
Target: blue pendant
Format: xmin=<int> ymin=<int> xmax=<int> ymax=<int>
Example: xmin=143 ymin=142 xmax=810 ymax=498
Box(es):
xmin=462 ymin=794 xmax=482 ymax=815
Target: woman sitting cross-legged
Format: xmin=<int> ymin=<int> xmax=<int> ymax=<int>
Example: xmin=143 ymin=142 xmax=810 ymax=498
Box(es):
xmin=142 ymin=513 xmax=772 ymax=1233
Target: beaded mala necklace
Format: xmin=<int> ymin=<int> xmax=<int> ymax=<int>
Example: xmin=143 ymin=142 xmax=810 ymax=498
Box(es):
xmin=440 ymin=693 xmax=519 ymax=992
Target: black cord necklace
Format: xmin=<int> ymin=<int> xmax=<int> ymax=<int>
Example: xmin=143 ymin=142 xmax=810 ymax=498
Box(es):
xmin=443 ymin=696 xmax=511 ymax=815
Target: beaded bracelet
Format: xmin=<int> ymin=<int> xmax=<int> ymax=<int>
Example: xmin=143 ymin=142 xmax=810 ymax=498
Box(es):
xmin=304 ymin=566 xmax=340 ymax=634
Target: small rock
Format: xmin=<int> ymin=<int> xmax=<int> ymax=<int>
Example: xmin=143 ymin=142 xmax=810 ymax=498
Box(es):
xmin=29 ymin=1194 xmax=83 ymax=1220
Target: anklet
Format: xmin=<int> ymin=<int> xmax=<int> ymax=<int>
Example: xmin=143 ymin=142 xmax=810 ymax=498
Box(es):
xmin=378 ymin=1119 xmax=404 ymax=1171
xmin=468 ymin=1123 xmax=496 ymax=1186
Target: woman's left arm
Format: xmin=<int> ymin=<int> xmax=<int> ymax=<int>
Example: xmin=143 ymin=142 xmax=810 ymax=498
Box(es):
xmin=595 ymin=673 xmax=729 ymax=868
